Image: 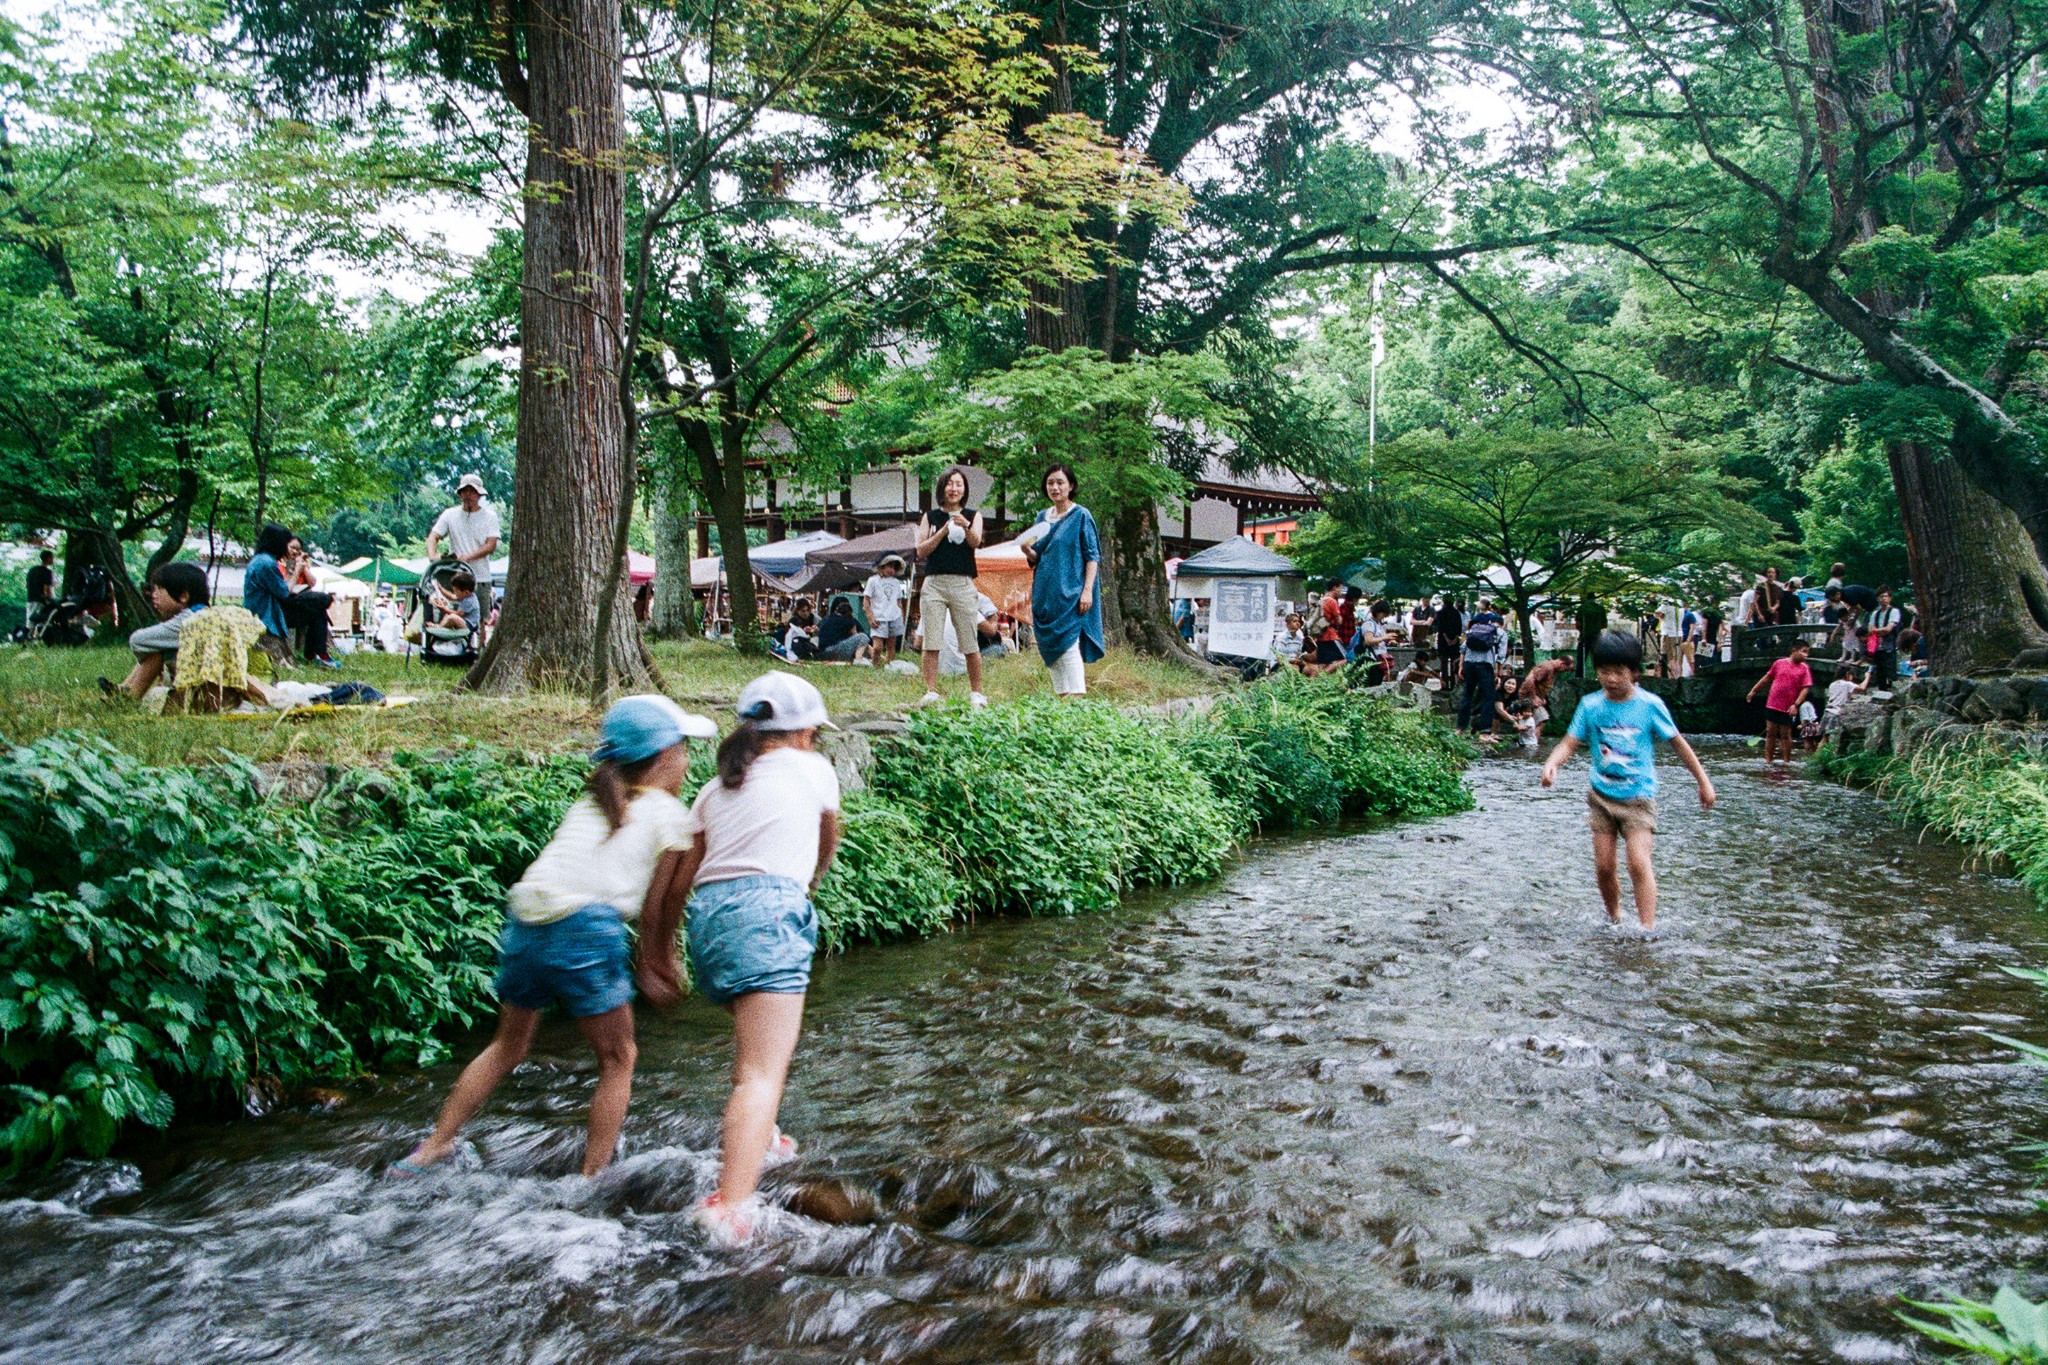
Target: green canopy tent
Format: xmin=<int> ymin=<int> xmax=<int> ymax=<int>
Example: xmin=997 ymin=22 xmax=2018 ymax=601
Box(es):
xmin=339 ymin=555 xmax=425 ymax=587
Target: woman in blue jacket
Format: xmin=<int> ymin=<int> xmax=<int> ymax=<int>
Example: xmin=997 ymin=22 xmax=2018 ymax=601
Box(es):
xmin=243 ymin=523 xmax=294 ymax=640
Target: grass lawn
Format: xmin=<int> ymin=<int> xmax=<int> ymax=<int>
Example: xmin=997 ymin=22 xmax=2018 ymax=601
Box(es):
xmin=0 ymin=635 xmax=1223 ymax=767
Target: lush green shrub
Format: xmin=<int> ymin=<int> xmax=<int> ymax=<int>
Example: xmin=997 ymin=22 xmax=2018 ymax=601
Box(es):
xmin=813 ymin=792 xmax=965 ymax=951
xmin=311 ymin=749 xmax=584 ymax=1068
xmin=1206 ymin=674 xmax=1473 ymax=828
xmin=0 ymin=735 xmax=350 ymax=1170
xmin=869 ymin=698 xmax=1236 ymax=915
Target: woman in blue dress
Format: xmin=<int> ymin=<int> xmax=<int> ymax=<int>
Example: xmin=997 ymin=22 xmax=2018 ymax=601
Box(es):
xmin=1019 ymin=464 xmax=1104 ymax=697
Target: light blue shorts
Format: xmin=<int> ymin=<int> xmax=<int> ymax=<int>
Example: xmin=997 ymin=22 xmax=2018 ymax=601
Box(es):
xmin=495 ymin=905 xmax=633 ymax=1018
xmin=686 ymin=876 xmax=817 ymax=1006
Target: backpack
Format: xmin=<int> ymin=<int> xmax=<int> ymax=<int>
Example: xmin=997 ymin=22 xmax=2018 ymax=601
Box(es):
xmin=1303 ymin=607 xmax=1329 ymax=637
xmin=1464 ymin=619 xmax=1501 ymax=653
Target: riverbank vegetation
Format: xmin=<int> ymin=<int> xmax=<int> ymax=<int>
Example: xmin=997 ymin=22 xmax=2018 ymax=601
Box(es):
xmin=1815 ymin=738 xmax=2048 ymax=1357
xmin=0 ymin=676 xmax=1468 ymax=1169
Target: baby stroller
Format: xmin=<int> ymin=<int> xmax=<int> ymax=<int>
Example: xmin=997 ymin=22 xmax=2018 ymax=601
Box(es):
xmin=9 ymin=565 xmax=110 ymax=646
xmin=405 ymin=560 xmax=481 ymax=667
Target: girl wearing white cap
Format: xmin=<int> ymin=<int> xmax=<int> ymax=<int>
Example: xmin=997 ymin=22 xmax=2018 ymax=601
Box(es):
xmin=666 ymin=671 xmax=842 ymax=1243
xmin=391 ymin=694 xmax=715 ymax=1180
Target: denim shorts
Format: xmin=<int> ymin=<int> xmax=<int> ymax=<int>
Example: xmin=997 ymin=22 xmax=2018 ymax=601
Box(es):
xmin=495 ymin=905 xmax=634 ymax=1018
xmin=686 ymin=876 xmax=818 ymax=1006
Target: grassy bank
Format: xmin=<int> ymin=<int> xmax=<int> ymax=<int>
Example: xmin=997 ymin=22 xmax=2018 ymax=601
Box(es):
xmin=1814 ymin=740 xmax=2048 ymax=1358
xmin=0 ymin=637 xmax=1220 ymax=766
xmin=0 ymin=674 xmax=1469 ymax=1169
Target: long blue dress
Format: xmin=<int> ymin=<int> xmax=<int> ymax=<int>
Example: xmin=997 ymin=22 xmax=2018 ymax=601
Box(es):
xmin=1029 ymin=504 xmax=1105 ymax=667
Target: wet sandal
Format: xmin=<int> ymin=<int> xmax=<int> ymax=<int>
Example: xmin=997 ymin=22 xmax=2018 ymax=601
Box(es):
xmin=385 ymin=1153 xmax=440 ymax=1180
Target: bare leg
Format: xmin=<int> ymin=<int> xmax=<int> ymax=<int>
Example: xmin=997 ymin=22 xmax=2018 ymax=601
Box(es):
xmin=409 ymin=1005 xmax=542 ymax=1165
xmin=715 ymin=991 xmax=807 ymax=1207
xmin=1592 ymin=827 xmax=1622 ymax=922
xmin=965 ymin=652 xmax=984 ymax=693
xmin=574 ymin=1004 xmax=637 ymax=1176
xmin=117 ymin=653 xmax=165 ymax=698
xmin=1624 ymin=828 xmax=1659 ymax=929
xmin=921 ymin=649 xmax=940 ymax=692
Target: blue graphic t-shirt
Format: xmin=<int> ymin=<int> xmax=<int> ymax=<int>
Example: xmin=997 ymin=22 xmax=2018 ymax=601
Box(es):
xmin=1567 ymin=688 xmax=1679 ymax=802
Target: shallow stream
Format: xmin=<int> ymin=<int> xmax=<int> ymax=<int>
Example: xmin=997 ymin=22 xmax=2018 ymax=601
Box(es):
xmin=6 ymin=746 xmax=2048 ymax=1362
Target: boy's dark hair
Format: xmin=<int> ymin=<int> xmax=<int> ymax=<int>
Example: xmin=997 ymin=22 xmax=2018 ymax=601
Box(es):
xmin=450 ymin=568 xmax=476 ymax=592
xmin=1788 ymin=638 xmax=1811 ymax=654
xmin=150 ymin=561 xmax=210 ymax=606
xmin=39 ymin=549 xmax=53 ymax=563
xmin=1590 ymin=629 xmax=1644 ymax=671
xmin=831 ymin=598 xmax=852 ymax=616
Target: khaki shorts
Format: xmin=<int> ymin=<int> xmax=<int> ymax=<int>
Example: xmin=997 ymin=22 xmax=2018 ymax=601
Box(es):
xmin=1587 ymin=787 xmax=1657 ymax=838
xmin=920 ymin=573 xmax=981 ymax=656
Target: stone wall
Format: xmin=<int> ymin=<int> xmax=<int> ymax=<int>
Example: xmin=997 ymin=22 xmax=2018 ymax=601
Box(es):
xmin=1829 ymin=674 xmax=2048 ymax=761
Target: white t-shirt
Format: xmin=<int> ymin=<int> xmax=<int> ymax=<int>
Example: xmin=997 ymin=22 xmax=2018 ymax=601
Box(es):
xmin=1798 ymin=699 xmax=1819 ymax=725
xmin=690 ymin=748 xmax=841 ymax=887
xmin=507 ymin=789 xmax=698 ymax=925
xmin=1825 ymin=678 xmax=1859 ymax=714
xmin=864 ymin=573 xmax=909 ymax=624
xmin=432 ymin=503 xmax=502 ymax=561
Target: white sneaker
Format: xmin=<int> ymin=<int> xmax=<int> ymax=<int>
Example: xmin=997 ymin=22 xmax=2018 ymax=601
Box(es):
xmin=919 ymin=691 xmax=943 ymax=707
xmin=970 ymin=692 xmax=990 ymax=709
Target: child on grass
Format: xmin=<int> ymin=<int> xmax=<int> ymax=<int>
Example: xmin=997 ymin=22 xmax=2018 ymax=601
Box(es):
xmin=1540 ymin=631 xmax=1716 ymax=931
xmin=639 ymin=671 xmax=842 ymax=1245
xmin=392 ymin=694 xmax=716 ymax=1179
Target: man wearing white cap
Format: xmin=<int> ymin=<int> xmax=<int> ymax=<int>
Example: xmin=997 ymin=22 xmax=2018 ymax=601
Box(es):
xmin=427 ymin=473 xmax=501 ymax=636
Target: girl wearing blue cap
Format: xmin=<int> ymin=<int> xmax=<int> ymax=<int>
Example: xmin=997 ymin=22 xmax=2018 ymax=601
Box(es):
xmin=393 ymin=694 xmax=714 ymax=1179
xmin=663 ymin=671 xmax=842 ymax=1243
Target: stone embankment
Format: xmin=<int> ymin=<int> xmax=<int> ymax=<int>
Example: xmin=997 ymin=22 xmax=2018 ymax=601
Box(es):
xmin=1829 ymin=674 xmax=2048 ymax=760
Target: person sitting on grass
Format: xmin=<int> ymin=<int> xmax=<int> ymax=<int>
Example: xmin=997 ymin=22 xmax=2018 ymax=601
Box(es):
xmin=431 ymin=569 xmax=482 ymax=636
xmin=99 ymin=562 xmax=210 ymax=700
xmin=815 ymin=599 xmax=873 ymax=664
xmin=1539 ymin=630 xmax=1716 ymax=932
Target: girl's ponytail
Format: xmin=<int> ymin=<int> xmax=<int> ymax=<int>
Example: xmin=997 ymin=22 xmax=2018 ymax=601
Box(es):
xmin=587 ymin=753 xmax=658 ymax=832
xmin=717 ymin=719 xmax=768 ymax=790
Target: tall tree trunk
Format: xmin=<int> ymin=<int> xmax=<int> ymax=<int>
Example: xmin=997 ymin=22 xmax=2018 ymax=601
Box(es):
xmin=1889 ymin=440 xmax=2048 ymax=671
xmin=145 ymin=470 xmax=199 ymax=580
xmin=466 ymin=0 xmax=649 ymax=694
xmin=63 ymin=523 xmax=147 ymax=628
xmin=648 ymin=481 xmax=696 ymax=638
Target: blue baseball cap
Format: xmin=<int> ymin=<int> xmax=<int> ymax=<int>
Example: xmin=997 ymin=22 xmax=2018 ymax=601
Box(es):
xmin=593 ymin=693 xmax=717 ymax=764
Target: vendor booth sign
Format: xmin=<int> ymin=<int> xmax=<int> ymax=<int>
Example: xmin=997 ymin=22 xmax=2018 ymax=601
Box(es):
xmin=1207 ymin=578 xmax=1276 ymax=658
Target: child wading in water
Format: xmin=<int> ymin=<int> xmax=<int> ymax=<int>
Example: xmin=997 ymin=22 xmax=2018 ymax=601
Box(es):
xmin=1540 ymin=631 xmax=1716 ymax=931
xmin=393 ymin=694 xmax=716 ymax=1178
xmin=639 ymin=672 xmax=842 ymax=1245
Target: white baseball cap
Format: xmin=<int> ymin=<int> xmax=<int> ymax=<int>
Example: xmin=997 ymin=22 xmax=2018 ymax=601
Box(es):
xmin=735 ymin=671 xmax=837 ymax=731
xmin=457 ymin=472 xmax=487 ymax=494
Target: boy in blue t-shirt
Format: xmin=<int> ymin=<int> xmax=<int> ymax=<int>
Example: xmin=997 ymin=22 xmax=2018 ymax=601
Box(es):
xmin=1540 ymin=630 xmax=1716 ymax=930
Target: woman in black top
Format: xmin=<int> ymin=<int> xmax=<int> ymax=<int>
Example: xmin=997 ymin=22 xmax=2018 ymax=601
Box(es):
xmin=914 ymin=466 xmax=987 ymax=707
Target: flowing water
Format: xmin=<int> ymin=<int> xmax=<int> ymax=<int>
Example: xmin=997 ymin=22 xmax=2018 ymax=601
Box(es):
xmin=7 ymin=746 xmax=2048 ymax=1363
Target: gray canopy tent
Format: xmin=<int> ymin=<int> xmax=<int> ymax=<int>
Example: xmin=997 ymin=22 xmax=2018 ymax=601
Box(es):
xmin=1171 ymin=538 xmax=1308 ymax=601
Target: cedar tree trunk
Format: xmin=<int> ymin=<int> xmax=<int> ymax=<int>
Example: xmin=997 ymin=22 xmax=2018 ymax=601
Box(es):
xmin=648 ymin=482 xmax=696 ymax=638
xmin=1889 ymin=440 xmax=2048 ymax=672
xmin=465 ymin=0 xmax=649 ymax=693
